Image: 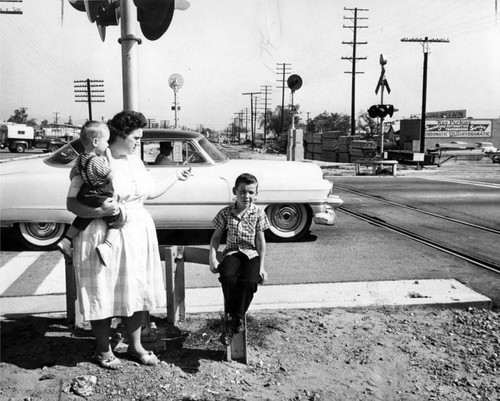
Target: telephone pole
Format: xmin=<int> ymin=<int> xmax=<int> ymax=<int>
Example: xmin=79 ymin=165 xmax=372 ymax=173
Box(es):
xmin=342 ymin=7 xmax=368 ymax=136
xmin=401 ymin=37 xmax=449 ymax=154
xmin=242 ymin=91 xmax=261 ymax=149
xmin=260 ymin=85 xmax=272 ymax=144
xmin=276 ymin=63 xmax=292 ymax=135
xmin=74 ymin=79 xmax=105 ymax=121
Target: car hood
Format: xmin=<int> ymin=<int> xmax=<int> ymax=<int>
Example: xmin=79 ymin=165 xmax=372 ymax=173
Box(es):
xmin=212 ymin=159 xmax=326 ymax=187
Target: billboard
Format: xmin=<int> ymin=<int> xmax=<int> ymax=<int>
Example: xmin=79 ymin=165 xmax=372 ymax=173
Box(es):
xmin=425 ymin=119 xmax=492 ymax=138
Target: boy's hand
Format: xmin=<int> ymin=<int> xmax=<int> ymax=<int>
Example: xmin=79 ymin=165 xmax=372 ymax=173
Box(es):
xmin=259 ymin=269 xmax=268 ymax=285
xmin=104 ymin=147 xmax=112 ymax=159
xmin=177 ymin=167 xmax=192 ymax=181
xmin=209 ymin=260 xmax=219 ymax=274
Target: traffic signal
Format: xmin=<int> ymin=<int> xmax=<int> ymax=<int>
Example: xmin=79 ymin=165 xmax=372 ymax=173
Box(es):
xmin=368 ymin=104 xmax=395 ymax=119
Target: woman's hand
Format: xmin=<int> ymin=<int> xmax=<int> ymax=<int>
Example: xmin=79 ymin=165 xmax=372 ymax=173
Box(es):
xmin=176 ymin=167 xmax=192 ymax=181
xmin=101 ymin=198 xmax=119 ymax=216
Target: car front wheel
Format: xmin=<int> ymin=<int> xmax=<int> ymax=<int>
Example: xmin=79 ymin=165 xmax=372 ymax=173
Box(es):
xmin=15 ymin=222 xmax=67 ymax=251
xmin=265 ymin=204 xmax=312 ymax=242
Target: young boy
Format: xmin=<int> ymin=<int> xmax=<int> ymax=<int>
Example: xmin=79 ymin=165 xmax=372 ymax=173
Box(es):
xmin=209 ymin=173 xmax=270 ymax=345
xmin=57 ymin=121 xmax=125 ymax=266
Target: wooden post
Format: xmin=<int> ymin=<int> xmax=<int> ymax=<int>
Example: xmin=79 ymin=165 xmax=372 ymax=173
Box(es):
xmin=225 ymin=314 xmax=248 ymax=364
xmin=65 ymin=256 xmax=76 ymax=326
xmin=164 ymin=246 xmax=178 ymax=324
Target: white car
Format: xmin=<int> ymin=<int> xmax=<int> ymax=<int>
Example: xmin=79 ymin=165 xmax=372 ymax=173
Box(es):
xmin=475 ymin=142 xmax=498 ymax=154
xmin=0 ymin=129 xmax=343 ymax=250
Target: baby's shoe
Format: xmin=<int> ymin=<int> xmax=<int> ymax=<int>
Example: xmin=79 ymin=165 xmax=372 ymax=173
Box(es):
xmin=96 ymin=242 xmax=113 ymax=267
xmin=56 ymin=238 xmax=72 ymax=258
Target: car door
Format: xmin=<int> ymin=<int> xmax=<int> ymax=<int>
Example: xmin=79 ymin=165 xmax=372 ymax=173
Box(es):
xmin=142 ymin=140 xmax=232 ymax=229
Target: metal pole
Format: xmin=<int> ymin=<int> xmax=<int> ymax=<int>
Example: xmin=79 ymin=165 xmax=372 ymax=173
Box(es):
xmin=174 ymin=87 xmax=178 ymax=128
xmin=379 ymin=86 xmax=384 ymax=159
xmin=420 ymin=40 xmax=429 ymax=154
xmin=120 ymin=0 xmax=140 ymax=112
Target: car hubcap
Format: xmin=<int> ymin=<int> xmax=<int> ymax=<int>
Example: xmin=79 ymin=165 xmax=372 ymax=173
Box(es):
xmin=19 ymin=222 xmax=65 ymax=246
xmin=269 ymin=204 xmax=303 ymax=232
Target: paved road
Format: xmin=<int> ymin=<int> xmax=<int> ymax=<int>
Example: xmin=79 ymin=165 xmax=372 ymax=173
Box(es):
xmin=1 ymin=161 xmax=500 ymax=316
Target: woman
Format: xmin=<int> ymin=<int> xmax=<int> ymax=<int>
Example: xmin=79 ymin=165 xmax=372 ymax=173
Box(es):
xmin=67 ymin=111 xmax=190 ymax=369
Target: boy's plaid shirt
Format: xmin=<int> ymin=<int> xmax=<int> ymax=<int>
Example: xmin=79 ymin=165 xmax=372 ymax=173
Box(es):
xmin=212 ymin=203 xmax=270 ymax=259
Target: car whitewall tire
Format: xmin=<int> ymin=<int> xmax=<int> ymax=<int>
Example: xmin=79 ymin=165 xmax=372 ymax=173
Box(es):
xmin=265 ymin=204 xmax=312 ymax=242
xmin=15 ymin=222 xmax=67 ymax=250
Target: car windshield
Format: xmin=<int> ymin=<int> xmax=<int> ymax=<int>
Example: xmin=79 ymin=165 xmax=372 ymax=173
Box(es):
xmin=44 ymin=138 xmax=83 ymax=166
xmin=199 ymin=137 xmax=227 ymax=162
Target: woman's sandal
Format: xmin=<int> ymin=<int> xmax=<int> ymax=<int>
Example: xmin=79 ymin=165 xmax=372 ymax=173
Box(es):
xmin=126 ymin=349 xmax=159 ymax=366
xmin=93 ymin=353 xmax=121 ymax=370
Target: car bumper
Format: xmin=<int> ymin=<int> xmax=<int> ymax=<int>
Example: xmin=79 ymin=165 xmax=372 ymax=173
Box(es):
xmin=311 ymin=195 xmax=344 ymax=226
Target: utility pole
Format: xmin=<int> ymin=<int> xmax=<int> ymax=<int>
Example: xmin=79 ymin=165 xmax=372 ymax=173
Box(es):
xmin=53 ymin=112 xmax=60 ymax=125
xmin=401 ymin=37 xmax=449 ymax=154
xmin=242 ymin=91 xmax=261 ymax=149
xmin=260 ymin=85 xmax=272 ymax=144
xmin=74 ymin=79 xmax=105 ymax=121
xmin=276 ymin=63 xmax=291 ymax=135
xmin=244 ymin=108 xmax=249 ymax=141
xmin=342 ymin=7 xmax=368 ymax=136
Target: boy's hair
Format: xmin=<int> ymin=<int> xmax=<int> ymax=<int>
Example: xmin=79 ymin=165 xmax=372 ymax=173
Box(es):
xmin=234 ymin=173 xmax=259 ymax=189
xmin=107 ymin=110 xmax=147 ymax=144
xmin=79 ymin=121 xmax=108 ymax=147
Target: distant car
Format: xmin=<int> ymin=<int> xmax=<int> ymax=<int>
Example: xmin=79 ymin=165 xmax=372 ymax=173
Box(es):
xmin=0 ymin=129 xmax=343 ymax=250
xmin=33 ymin=136 xmax=70 ymax=153
xmin=475 ymin=142 xmax=498 ymax=154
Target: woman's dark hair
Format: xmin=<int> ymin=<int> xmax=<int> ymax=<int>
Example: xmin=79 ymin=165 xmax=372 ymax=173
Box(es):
xmin=107 ymin=111 xmax=147 ymax=144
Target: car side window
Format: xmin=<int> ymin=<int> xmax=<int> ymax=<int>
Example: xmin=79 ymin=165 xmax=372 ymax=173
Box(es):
xmin=141 ymin=140 xmax=207 ymax=166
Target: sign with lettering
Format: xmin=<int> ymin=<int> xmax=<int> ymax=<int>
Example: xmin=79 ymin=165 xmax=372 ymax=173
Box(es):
xmin=425 ymin=119 xmax=492 ymax=138
xmin=425 ymin=109 xmax=466 ymax=118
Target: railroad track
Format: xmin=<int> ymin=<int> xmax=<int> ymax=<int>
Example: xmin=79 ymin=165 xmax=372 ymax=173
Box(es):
xmin=334 ymin=185 xmax=500 ymax=275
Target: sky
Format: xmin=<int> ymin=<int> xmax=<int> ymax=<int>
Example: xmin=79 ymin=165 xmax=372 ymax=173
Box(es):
xmin=1 ymin=0 xmax=499 ymax=131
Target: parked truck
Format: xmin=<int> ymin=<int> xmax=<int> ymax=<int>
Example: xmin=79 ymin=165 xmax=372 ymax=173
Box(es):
xmin=0 ymin=123 xmax=35 ymax=153
xmin=1 ymin=123 xmax=78 ymax=153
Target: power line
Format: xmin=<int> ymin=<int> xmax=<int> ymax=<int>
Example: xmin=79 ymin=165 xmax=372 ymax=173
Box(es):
xmin=74 ymin=79 xmax=105 ymax=121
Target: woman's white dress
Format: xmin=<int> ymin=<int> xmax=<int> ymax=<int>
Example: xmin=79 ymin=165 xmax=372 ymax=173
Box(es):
xmin=72 ymin=155 xmax=166 ymax=321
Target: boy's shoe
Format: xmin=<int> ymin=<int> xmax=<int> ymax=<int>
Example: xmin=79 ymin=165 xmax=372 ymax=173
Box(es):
xmin=56 ymin=238 xmax=72 ymax=258
xmin=232 ymin=317 xmax=245 ymax=333
xmin=219 ymin=324 xmax=233 ymax=346
xmin=96 ymin=243 xmax=112 ymax=267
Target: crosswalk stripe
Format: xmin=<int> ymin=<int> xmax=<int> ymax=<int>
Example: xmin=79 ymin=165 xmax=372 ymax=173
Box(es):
xmin=0 ymin=252 xmax=44 ymax=294
xmin=34 ymin=256 xmax=66 ymax=295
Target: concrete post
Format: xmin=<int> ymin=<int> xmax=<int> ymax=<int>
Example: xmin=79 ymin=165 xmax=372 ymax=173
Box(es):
xmin=287 ymin=128 xmax=304 ymax=161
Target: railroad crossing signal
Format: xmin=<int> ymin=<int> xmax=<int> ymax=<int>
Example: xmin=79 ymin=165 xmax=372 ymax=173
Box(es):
xmin=68 ymin=0 xmax=190 ymax=41
xmin=368 ymin=104 xmax=395 ymax=119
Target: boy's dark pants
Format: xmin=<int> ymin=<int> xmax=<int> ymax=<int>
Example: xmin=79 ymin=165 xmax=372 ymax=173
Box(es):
xmin=218 ymin=252 xmax=260 ymax=320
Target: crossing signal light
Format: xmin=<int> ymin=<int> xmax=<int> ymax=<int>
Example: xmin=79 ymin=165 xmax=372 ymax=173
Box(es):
xmin=368 ymin=104 xmax=395 ymax=119
xmin=134 ymin=0 xmax=189 ymax=41
xmin=68 ymin=0 xmax=189 ymax=42
xmin=68 ymin=0 xmax=119 ymax=41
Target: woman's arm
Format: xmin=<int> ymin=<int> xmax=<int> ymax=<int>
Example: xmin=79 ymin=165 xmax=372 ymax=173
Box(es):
xmin=148 ymin=168 xmax=191 ymax=200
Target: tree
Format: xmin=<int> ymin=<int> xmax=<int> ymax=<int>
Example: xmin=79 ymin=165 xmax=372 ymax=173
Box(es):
xmin=356 ymin=111 xmax=378 ymax=139
xmin=310 ymin=112 xmax=350 ymax=133
xmin=7 ymin=108 xmax=38 ymax=127
xmin=259 ymin=105 xmax=301 ymax=136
